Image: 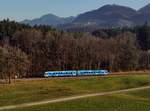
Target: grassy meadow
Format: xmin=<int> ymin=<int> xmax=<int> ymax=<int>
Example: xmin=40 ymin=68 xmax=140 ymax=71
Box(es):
xmin=0 ymin=74 xmax=150 ymax=107
xmin=6 ymin=88 xmax=150 ymax=111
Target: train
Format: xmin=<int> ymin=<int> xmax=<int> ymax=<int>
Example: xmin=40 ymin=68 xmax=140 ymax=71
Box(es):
xmin=44 ymin=70 xmax=109 ymax=77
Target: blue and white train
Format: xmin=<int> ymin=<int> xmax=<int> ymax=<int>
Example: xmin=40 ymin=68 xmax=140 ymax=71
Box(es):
xmin=44 ymin=70 xmax=109 ymax=77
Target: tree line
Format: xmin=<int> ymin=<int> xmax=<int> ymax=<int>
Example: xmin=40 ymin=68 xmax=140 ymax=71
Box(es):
xmin=0 ymin=19 xmax=150 ymax=83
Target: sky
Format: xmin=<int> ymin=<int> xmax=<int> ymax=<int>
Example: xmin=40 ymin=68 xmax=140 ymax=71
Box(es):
xmin=0 ymin=0 xmax=150 ymax=21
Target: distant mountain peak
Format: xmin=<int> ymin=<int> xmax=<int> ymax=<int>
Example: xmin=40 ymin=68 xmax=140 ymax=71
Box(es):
xmin=73 ymin=4 xmax=136 ymax=25
xmin=99 ymin=4 xmax=121 ymax=8
xmin=41 ymin=14 xmax=60 ymax=19
xmin=139 ymin=3 xmax=150 ymax=13
xmin=99 ymin=4 xmax=135 ymax=10
xmin=21 ymin=13 xmax=75 ymax=26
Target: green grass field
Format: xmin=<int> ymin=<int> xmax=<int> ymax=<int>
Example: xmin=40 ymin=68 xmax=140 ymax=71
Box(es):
xmin=6 ymin=88 xmax=150 ymax=111
xmin=0 ymin=74 xmax=150 ymax=107
xmin=4 ymin=89 xmax=150 ymax=111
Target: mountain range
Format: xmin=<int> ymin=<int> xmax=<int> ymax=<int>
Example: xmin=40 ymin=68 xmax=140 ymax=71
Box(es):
xmin=22 ymin=14 xmax=75 ymax=26
xmin=21 ymin=4 xmax=150 ymax=28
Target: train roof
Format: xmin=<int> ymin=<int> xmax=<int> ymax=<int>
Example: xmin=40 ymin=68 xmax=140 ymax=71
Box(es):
xmin=45 ymin=70 xmax=76 ymax=73
xmin=45 ymin=70 xmax=108 ymax=73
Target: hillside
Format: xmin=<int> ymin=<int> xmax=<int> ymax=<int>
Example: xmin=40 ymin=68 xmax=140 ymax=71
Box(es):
xmin=73 ymin=4 xmax=136 ymax=27
xmin=131 ymin=4 xmax=150 ymax=25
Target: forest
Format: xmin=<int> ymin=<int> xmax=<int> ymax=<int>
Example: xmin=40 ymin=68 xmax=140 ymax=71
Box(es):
xmin=0 ymin=19 xmax=150 ymax=82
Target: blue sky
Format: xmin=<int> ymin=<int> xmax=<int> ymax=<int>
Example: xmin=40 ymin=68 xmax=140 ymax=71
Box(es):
xmin=0 ymin=0 xmax=150 ymax=21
